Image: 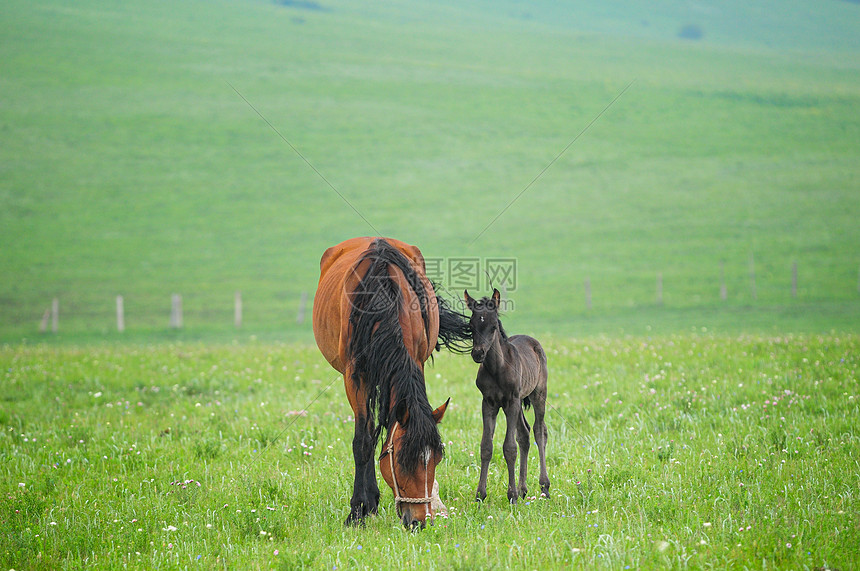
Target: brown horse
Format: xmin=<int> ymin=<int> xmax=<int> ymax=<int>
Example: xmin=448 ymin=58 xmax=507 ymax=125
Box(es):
xmin=313 ymin=237 xmax=470 ymax=528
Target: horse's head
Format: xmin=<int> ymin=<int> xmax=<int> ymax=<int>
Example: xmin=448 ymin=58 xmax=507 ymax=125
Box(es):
xmin=379 ymin=398 xmax=449 ymax=530
xmin=464 ymin=289 xmax=502 ymax=364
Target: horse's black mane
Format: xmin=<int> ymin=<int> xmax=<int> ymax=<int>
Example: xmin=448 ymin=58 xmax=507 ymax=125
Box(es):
xmin=347 ymin=238 xmax=455 ymax=471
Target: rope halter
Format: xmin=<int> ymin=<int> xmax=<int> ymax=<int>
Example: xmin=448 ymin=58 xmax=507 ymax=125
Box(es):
xmin=381 ymin=421 xmax=433 ymax=520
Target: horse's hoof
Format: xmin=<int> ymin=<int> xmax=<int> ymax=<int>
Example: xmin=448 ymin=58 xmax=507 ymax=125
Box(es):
xmin=345 ymin=507 xmax=369 ymax=527
xmin=405 ymin=518 xmax=426 ymax=532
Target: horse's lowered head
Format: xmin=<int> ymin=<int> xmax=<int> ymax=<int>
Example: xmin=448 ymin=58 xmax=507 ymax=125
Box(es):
xmin=464 ymin=289 xmax=504 ymax=364
xmin=378 ymin=398 xmax=449 ymax=530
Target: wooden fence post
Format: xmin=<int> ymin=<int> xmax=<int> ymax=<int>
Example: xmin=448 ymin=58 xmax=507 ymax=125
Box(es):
xmin=51 ymin=298 xmax=59 ymax=334
xmin=170 ymin=294 xmax=182 ymax=329
xmin=584 ymin=278 xmax=592 ymax=310
xmin=297 ymin=291 xmax=308 ymax=324
xmin=116 ymin=295 xmax=125 ymax=333
xmin=749 ymin=254 xmax=757 ymax=301
xmin=791 ymin=261 xmax=798 ymax=298
xmin=234 ymin=291 xmax=242 ymax=328
xmin=720 ymin=261 xmax=727 ymax=301
xmin=39 ymin=308 xmax=50 ymax=333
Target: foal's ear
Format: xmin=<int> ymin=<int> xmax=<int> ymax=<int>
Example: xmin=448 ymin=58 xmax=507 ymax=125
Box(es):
xmin=464 ymin=290 xmax=475 ymax=310
xmin=491 ymin=288 xmax=501 ymax=307
xmin=432 ymin=398 xmax=451 ymax=424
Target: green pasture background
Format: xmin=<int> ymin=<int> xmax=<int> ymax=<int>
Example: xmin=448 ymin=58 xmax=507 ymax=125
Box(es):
xmin=2 ymin=0 xmax=860 ymax=343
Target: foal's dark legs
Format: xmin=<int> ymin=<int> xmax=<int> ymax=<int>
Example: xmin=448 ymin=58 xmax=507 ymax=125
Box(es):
xmin=532 ymin=395 xmax=551 ymax=498
xmin=475 ymin=399 xmax=498 ymax=502
xmin=516 ymin=408 xmax=531 ymax=499
xmin=501 ymin=402 xmax=522 ymax=504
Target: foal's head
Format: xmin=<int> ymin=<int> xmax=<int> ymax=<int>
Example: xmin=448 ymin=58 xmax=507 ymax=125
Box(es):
xmin=463 ymin=289 xmax=504 ymax=364
xmin=378 ymin=399 xmax=449 ymax=530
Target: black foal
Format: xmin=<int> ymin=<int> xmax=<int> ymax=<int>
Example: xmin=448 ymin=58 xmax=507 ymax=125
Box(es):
xmin=464 ymin=289 xmax=550 ymax=504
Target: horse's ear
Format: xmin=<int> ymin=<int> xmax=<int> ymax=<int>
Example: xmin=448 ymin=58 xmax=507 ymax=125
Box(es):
xmin=464 ymin=290 xmax=475 ymax=310
xmin=394 ymin=400 xmax=410 ymax=426
xmin=491 ymin=288 xmax=501 ymax=307
xmin=432 ymin=398 xmax=450 ymax=424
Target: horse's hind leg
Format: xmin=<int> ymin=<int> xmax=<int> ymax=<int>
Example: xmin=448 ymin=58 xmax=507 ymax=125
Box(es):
xmin=532 ymin=391 xmax=551 ymax=498
xmin=516 ymin=406 xmax=531 ymax=499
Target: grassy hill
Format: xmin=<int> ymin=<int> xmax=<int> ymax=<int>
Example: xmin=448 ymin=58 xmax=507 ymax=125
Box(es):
xmin=2 ymin=0 xmax=859 ymax=343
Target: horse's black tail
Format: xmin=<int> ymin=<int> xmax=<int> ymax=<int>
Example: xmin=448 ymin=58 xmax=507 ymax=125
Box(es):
xmin=435 ymin=290 xmax=473 ymax=354
xmin=347 ymin=239 xmax=442 ymax=468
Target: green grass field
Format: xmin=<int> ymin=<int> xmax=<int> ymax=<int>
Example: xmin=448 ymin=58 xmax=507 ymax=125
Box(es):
xmin=2 ymin=0 xmax=859 ymax=342
xmin=2 ymin=3 xmax=860 ymax=568
xmin=2 ymin=337 xmax=858 ymax=569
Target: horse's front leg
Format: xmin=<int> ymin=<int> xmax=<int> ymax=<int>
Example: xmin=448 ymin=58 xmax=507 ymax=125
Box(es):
xmin=502 ymin=402 xmax=521 ymax=504
xmin=476 ymin=398 xmax=498 ymax=502
xmin=342 ymin=365 xmax=379 ymax=526
xmin=346 ymin=411 xmax=379 ymax=526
